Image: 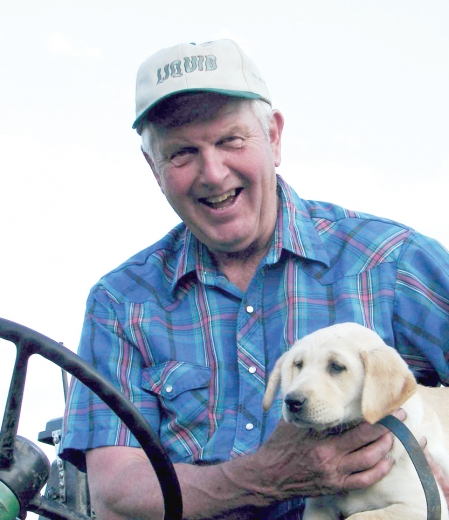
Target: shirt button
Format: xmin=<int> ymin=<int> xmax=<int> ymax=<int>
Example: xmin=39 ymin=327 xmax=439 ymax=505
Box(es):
xmin=165 ymin=385 xmax=173 ymax=393
xmin=248 ymin=366 xmax=257 ymax=374
xmin=246 ymin=305 xmax=254 ymax=314
xmin=246 ymin=423 xmax=254 ymax=431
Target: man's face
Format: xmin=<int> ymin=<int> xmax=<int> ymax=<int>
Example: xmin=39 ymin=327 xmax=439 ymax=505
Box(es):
xmin=145 ymin=97 xmax=283 ymax=257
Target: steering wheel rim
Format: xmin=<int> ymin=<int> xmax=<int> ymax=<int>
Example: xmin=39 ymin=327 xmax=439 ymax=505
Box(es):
xmin=0 ymin=317 xmax=183 ymax=520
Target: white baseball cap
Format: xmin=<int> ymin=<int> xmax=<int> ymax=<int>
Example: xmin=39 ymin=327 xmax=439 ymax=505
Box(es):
xmin=133 ymin=39 xmax=271 ymax=131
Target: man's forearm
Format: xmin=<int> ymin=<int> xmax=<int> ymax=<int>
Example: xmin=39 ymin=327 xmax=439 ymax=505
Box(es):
xmin=88 ymin=449 xmax=276 ymax=520
xmin=87 ymin=418 xmax=398 ymax=519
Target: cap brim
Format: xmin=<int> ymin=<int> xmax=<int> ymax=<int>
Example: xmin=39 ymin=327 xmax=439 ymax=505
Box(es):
xmin=132 ymin=88 xmax=269 ymax=130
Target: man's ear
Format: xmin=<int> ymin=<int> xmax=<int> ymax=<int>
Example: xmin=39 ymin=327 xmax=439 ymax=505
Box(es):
xmin=141 ymin=148 xmax=163 ymax=192
xmin=269 ymin=110 xmax=284 ymax=167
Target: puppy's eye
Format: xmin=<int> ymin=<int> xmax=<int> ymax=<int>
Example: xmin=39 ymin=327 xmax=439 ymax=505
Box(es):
xmin=329 ymin=361 xmax=346 ymax=374
xmin=294 ymin=360 xmax=303 ymax=370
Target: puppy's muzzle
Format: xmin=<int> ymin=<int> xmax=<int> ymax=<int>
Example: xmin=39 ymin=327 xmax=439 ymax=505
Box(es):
xmin=284 ymin=394 xmax=306 ymax=413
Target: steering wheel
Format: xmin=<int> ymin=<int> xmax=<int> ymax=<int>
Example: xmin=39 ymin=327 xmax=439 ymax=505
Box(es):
xmin=0 ymin=317 xmax=183 ymax=520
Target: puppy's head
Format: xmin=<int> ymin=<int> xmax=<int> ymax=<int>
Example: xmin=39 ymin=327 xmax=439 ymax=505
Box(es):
xmin=263 ymin=323 xmax=417 ymax=429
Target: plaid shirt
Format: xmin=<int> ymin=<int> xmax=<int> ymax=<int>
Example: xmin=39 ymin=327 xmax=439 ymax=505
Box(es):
xmin=61 ymin=175 xmax=449 ymax=518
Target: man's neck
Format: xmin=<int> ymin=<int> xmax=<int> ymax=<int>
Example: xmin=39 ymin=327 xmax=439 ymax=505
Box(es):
xmin=212 ymin=242 xmax=272 ymax=292
xmin=207 ymin=193 xmax=280 ymax=292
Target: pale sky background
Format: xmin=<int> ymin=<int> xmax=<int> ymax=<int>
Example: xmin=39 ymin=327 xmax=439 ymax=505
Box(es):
xmin=1 ymin=0 xmax=448 ymax=513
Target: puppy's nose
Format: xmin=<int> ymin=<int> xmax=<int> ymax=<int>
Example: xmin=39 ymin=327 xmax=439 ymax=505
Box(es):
xmin=284 ymin=394 xmax=305 ymax=413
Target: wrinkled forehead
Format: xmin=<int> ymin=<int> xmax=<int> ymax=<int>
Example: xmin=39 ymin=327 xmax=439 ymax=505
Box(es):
xmin=147 ymin=91 xmax=245 ymax=130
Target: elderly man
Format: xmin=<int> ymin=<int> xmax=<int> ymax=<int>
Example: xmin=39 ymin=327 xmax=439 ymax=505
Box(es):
xmin=61 ymin=40 xmax=449 ymax=519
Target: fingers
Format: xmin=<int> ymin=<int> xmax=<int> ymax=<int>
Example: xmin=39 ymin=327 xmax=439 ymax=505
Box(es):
xmin=343 ymin=431 xmax=394 ymax=472
xmin=260 ymin=411 xmax=407 ymax=497
xmin=343 ymin=452 xmax=395 ymax=490
xmin=334 ymin=409 xmax=407 ymax=490
xmin=420 ymin=439 xmax=449 ymax=504
xmin=389 ymin=408 xmax=407 ymax=422
xmin=421 ymin=438 xmax=445 ymax=482
xmin=340 ymin=432 xmax=395 ymax=489
xmin=338 ymin=408 xmax=407 ymax=453
xmin=337 ymin=422 xmax=392 ymax=453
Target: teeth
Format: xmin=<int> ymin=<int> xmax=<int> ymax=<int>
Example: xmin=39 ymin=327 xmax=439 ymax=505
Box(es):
xmin=205 ymin=189 xmax=236 ymax=204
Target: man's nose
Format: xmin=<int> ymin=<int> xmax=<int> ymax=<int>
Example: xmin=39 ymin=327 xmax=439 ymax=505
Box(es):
xmin=199 ymin=148 xmax=228 ymax=185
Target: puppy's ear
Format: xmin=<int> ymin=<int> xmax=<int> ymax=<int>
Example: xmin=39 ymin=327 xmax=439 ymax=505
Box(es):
xmin=360 ymin=345 xmax=417 ymax=424
xmin=263 ymin=354 xmax=286 ymax=411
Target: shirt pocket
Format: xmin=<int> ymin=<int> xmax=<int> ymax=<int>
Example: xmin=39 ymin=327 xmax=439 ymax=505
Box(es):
xmin=141 ymin=361 xmax=211 ymax=430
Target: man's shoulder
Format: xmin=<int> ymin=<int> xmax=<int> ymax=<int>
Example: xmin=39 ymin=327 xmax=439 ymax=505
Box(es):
xmin=296 ymin=198 xmax=417 ymax=278
xmin=303 ymin=198 xmax=412 ymax=231
xmin=115 ymin=222 xmax=187 ymax=269
xmin=279 ymin=177 xmax=412 ymax=234
xmin=300 ymin=198 xmax=415 ymax=247
xmin=94 ymin=223 xmax=188 ymax=304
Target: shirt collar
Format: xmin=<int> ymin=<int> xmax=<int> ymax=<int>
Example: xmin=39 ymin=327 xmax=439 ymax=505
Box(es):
xmin=272 ymin=175 xmax=330 ymax=266
xmin=171 ymin=175 xmax=330 ymax=294
xmin=171 ymin=229 xmax=216 ymax=294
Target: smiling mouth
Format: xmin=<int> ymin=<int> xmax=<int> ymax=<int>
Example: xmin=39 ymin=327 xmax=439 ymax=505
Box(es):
xmin=200 ymin=188 xmax=242 ymax=210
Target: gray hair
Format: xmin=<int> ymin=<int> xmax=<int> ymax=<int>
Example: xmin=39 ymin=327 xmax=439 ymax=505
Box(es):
xmin=141 ymin=97 xmax=273 ymax=161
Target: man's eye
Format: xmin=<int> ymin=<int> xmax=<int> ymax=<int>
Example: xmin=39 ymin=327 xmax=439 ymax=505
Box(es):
xmin=220 ymin=136 xmax=243 ymax=147
xmin=171 ymin=147 xmax=196 ymax=159
xmin=170 ymin=148 xmax=196 ymax=166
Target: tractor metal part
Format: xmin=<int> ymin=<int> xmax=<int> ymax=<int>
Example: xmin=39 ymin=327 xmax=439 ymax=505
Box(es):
xmin=0 ymin=480 xmax=20 ymax=520
xmin=0 ymin=436 xmax=50 ymax=515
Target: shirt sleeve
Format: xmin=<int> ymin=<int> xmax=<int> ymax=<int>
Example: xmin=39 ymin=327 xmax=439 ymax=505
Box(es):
xmin=59 ymin=284 xmax=161 ymax=471
xmin=393 ymin=231 xmax=449 ymax=385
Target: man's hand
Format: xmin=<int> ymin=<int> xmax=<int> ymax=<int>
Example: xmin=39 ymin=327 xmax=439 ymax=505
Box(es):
xmin=421 ymin=438 xmax=449 ymax=509
xmin=87 ymin=410 xmax=405 ymax=519
xmin=248 ymin=409 xmax=406 ymax=501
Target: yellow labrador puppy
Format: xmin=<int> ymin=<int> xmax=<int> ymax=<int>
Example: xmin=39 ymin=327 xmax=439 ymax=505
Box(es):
xmin=263 ymin=322 xmax=449 ymax=519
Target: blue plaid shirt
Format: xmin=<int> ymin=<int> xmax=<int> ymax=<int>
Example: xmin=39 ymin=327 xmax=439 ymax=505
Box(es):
xmin=61 ymin=175 xmax=449 ymax=518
